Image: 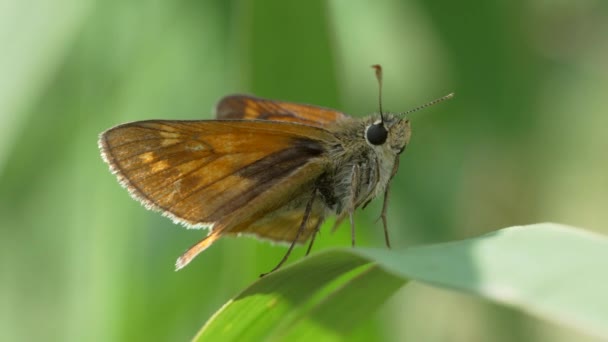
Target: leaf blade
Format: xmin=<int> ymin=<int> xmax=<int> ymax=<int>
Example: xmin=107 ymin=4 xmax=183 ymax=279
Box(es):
xmin=195 ymin=223 xmax=608 ymax=341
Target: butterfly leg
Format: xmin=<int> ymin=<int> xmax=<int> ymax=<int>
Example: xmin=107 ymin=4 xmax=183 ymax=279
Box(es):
xmin=349 ymin=164 xmax=361 ymax=247
xmin=379 ymin=184 xmax=391 ymax=248
xmin=260 ymin=189 xmax=318 ymax=277
xmin=305 ymin=219 xmax=323 ymax=256
xmin=330 ymin=212 xmax=347 ymax=234
xmin=378 ymin=157 xmax=399 ymax=248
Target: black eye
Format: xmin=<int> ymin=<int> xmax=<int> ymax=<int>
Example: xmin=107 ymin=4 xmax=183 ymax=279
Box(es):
xmin=366 ymin=123 xmax=388 ymax=145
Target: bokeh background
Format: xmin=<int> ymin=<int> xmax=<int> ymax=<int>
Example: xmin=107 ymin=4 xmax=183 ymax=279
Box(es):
xmin=1 ymin=0 xmax=607 ymax=341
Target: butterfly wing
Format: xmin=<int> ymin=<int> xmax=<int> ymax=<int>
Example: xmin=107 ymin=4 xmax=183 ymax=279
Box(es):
xmin=99 ymin=120 xmax=334 ymax=266
xmin=227 ymin=191 xmax=325 ymax=242
xmin=216 ymin=95 xmax=347 ymax=127
xmin=99 ymin=120 xmax=332 ymax=229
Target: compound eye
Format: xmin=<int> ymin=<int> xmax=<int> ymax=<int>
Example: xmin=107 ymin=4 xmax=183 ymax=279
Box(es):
xmin=366 ymin=123 xmax=388 ymax=145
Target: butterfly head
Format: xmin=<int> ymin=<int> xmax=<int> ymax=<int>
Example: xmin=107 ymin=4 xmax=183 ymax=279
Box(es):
xmin=365 ymin=113 xmax=411 ymax=155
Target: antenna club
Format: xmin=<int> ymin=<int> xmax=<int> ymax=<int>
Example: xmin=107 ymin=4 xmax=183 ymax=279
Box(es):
xmin=371 ymin=64 xmax=385 ymax=122
xmin=371 ymin=65 xmax=383 ymax=82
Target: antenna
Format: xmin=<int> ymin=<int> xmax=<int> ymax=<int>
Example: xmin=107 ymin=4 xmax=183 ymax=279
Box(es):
xmin=371 ymin=64 xmax=385 ymax=122
xmin=401 ymin=92 xmax=454 ymax=116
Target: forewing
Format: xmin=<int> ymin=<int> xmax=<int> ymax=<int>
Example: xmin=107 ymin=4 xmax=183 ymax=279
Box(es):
xmin=98 ymin=120 xmax=332 ymax=230
xmin=216 ymin=95 xmax=347 ymax=127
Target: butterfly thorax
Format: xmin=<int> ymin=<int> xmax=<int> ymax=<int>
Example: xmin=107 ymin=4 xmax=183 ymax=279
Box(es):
xmin=317 ymin=113 xmax=411 ymax=216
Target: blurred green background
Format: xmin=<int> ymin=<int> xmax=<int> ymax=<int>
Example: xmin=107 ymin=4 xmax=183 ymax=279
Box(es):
xmin=1 ymin=0 xmax=607 ymax=341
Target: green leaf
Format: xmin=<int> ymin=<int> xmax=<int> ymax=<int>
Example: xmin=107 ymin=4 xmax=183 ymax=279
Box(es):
xmin=194 ymin=223 xmax=608 ymax=341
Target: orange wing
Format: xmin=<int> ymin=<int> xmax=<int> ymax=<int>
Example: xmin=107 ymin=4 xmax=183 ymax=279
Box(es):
xmin=215 ymin=95 xmax=347 ymax=127
xmin=99 ymin=120 xmax=335 ymax=267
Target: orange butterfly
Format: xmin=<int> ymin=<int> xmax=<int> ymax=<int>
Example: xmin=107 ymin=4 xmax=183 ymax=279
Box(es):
xmin=98 ymin=65 xmax=453 ymax=275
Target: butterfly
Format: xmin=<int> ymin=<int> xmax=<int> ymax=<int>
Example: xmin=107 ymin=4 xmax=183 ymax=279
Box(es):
xmin=98 ymin=65 xmax=453 ymax=275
